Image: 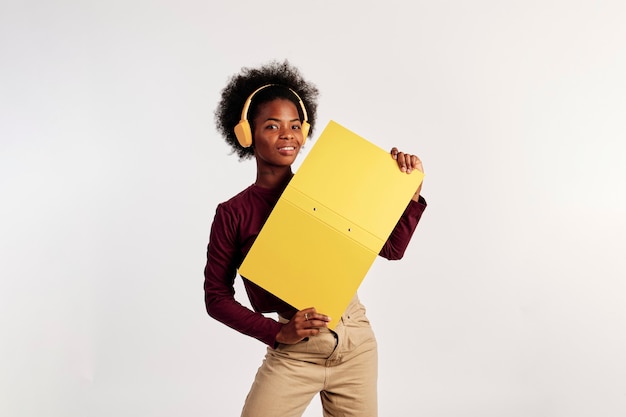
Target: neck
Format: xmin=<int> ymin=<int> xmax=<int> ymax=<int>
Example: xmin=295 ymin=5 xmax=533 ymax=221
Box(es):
xmin=255 ymin=166 xmax=293 ymax=189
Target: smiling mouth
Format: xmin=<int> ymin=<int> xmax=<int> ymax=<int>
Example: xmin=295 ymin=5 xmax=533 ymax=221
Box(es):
xmin=278 ymin=146 xmax=296 ymax=151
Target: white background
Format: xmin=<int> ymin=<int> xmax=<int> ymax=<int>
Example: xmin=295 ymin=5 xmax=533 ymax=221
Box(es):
xmin=1 ymin=1 xmax=625 ymax=416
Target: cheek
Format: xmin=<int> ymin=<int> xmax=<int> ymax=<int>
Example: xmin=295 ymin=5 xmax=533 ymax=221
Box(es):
xmin=252 ymin=134 xmax=272 ymax=152
xmin=251 ymin=127 xmax=266 ymax=147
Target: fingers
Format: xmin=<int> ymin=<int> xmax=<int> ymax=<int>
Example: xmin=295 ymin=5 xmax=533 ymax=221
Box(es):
xmin=390 ymin=147 xmax=423 ymax=174
xmin=294 ymin=308 xmax=330 ymax=338
xmin=276 ymin=308 xmax=333 ymax=345
xmin=300 ymin=308 xmax=331 ymax=327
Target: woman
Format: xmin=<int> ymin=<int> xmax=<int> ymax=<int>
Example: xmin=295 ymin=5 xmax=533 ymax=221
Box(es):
xmin=204 ymin=60 xmax=427 ymax=417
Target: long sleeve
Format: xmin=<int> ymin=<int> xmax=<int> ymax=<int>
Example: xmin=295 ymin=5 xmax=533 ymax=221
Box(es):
xmin=204 ymin=204 xmax=282 ymax=347
xmin=379 ymin=195 xmax=427 ymax=260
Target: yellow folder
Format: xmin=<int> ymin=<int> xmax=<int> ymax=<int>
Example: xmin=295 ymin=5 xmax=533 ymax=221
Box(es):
xmin=239 ymin=120 xmax=424 ymax=328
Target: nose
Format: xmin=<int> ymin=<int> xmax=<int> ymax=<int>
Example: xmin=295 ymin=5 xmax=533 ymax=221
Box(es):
xmin=279 ymin=126 xmax=294 ymax=139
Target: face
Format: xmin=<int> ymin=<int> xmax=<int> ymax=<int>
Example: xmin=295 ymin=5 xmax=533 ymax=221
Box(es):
xmin=252 ymin=98 xmax=304 ymax=169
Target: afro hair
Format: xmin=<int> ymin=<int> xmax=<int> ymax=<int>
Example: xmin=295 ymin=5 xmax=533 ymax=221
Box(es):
xmin=214 ymin=60 xmax=319 ymax=160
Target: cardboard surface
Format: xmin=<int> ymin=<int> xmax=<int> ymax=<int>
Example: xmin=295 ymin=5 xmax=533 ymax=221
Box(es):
xmin=239 ymin=120 xmax=424 ymax=328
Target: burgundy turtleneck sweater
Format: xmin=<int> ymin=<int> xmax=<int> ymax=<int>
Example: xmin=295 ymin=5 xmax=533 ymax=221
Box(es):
xmin=204 ymin=182 xmax=427 ymax=347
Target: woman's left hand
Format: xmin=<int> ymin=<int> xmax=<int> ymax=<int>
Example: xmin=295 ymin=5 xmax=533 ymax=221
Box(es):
xmin=390 ymin=147 xmax=424 ymax=201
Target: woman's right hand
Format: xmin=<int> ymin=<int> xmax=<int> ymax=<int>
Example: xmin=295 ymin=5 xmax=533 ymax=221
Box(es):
xmin=275 ymin=307 xmax=331 ymax=345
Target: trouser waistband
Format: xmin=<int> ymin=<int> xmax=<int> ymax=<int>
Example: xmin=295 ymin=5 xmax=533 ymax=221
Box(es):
xmin=277 ymin=294 xmax=361 ymax=324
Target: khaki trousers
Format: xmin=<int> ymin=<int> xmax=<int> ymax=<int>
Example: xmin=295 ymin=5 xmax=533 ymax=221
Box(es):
xmin=241 ymin=296 xmax=378 ymax=417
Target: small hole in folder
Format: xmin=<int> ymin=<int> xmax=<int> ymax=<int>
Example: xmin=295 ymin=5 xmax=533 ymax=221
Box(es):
xmin=313 ymin=207 xmax=316 ymax=211
xmin=348 ymin=228 xmax=351 ymax=232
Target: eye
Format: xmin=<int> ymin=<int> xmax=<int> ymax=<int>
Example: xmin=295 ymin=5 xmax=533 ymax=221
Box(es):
xmin=291 ymin=124 xmax=301 ymax=130
xmin=265 ymin=124 xmax=278 ymax=130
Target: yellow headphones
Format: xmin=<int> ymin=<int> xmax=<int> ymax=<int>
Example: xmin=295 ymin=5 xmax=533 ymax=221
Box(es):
xmin=233 ymin=84 xmax=310 ymax=148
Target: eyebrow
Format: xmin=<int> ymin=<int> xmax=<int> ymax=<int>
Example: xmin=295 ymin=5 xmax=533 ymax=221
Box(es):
xmin=265 ymin=117 xmax=301 ymax=123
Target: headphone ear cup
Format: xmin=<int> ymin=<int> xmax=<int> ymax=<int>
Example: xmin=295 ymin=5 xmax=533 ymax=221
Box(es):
xmin=301 ymin=121 xmax=310 ymax=146
xmin=234 ymin=120 xmax=253 ymax=148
